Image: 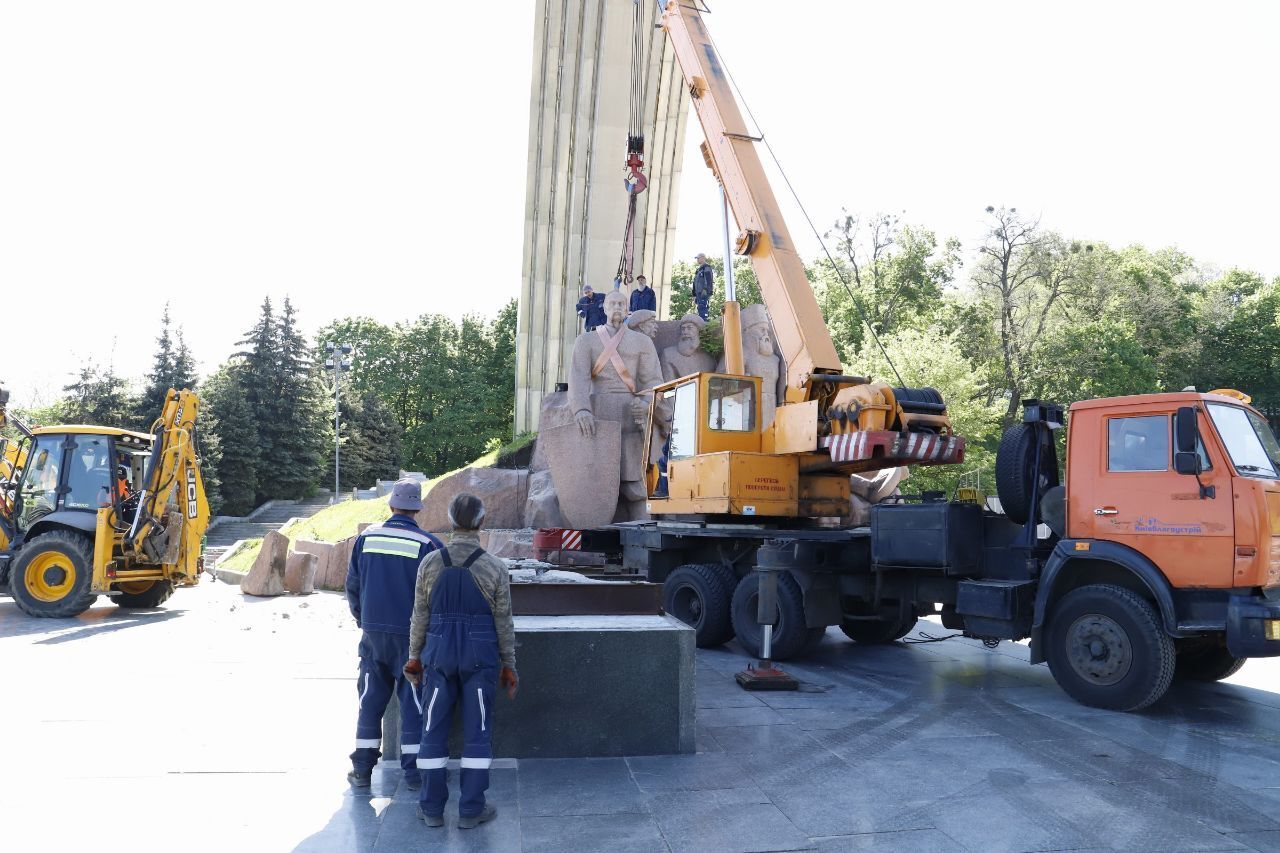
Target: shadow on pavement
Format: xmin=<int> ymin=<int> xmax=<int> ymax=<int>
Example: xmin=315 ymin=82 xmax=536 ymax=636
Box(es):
xmin=0 ymin=604 xmax=187 ymax=644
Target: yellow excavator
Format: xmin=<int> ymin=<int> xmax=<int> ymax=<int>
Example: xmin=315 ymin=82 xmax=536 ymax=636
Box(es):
xmin=0 ymin=384 xmax=210 ymax=617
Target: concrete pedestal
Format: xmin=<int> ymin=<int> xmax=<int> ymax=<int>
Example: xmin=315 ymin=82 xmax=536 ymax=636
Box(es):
xmin=384 ymin=614 xmax=695 ymax=761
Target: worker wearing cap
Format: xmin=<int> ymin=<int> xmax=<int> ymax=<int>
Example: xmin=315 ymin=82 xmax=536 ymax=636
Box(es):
xmin=692 ymin=253 xmax=714 ymax=320
xmin=404 ymin=493 xmax=517 ymax=830
xmin=345 ymin=479 xmax=444 ymax=791
xmin=629 ymin=274 xmax=657 ymax=313
xmin=576 ymin=285 xmax=606 ymax=331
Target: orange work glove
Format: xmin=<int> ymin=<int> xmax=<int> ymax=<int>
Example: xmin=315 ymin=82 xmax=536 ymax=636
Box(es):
xmin=403 ymin=659 xmax=423 ymax=686
xmin=499 ymin=666 xmax=518 ymax=700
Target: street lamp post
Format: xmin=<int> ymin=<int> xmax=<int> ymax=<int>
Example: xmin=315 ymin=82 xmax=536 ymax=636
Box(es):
xmin=324 ymin=342 xmax=353 ymax=503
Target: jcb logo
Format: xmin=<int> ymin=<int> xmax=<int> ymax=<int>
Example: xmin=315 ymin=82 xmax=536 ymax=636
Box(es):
xmin=186 ymin=468 xmax=198 ymax=519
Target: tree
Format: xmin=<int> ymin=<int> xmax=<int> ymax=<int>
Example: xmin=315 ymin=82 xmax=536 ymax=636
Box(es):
xmin=268 ymin=297 xmax=328 ymax=499
xmin=200 ymin=365 xmax=259 ymax=516
xmin=137 ymin=304 xmax=200 ymax=428
xmin=61 ymin=362 xmax=136 ymax=426
xmin=850 ymin=325 xmax=1006 ymax=495
xmin=971 ymin=207 xmax=1088 ymax=423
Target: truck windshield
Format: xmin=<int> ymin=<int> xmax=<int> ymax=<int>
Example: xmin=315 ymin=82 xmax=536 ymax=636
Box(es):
xmin=1207 ymin=404 xmax=1280 ymax=478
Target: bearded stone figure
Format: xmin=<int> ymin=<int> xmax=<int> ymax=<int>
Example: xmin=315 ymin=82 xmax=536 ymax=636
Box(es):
xmin=718 ymin=303 xmax=785 ymax=428
xmin=661 ymin=313 xmax=715 ymax=381
xmin=568 ymin=289 xmax=663 ymax=519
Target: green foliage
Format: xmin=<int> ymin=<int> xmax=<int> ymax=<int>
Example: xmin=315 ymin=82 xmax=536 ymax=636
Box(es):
xmin=324 ymin=388 xmax=405 ymax=493
xmin=315 ymin=299 xmax=517 ymax=478
xmin=60 ymin=363 xmax=137 ymax=427
xmin=136 ymin=304 xmax=199 ymax=428
xmin=849 ymin=325 xmax=1006 ymax=496
xmin=201 ymin=365 xmax=259 ymax=516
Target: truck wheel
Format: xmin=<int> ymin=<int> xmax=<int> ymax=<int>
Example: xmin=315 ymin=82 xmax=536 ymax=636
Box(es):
xmin=1045 ymin=584 xmax=1175 ymax=711
xmin=1175 ymin=642 xmax=1246 ymax=682
xmin=664 ymin=564 xmax=735 ymax=647
xmin=841 ymin=607 xmax=918 ymax=644
xmin=730 ymin=571 xmax=823 ymax=661
xmin=8 ymin=531 xmax=99 ymax=618
xmin=113 ymin=580 xmax=175 ymax=609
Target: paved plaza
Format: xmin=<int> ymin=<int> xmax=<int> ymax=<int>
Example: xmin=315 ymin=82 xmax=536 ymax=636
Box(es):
xmin=2 ymin=578 xmax=1279 ymax=852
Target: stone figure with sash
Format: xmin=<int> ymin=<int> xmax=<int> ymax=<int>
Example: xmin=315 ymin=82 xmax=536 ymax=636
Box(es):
xmin=567 ymin=289 xmax=663 ymax=520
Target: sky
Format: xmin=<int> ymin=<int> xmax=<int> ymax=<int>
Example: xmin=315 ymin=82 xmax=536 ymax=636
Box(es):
xmin=3 ymin=1 xmax=1278 ymax=407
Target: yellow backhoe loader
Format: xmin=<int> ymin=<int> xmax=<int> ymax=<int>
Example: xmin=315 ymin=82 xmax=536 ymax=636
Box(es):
xmin=0 ymin=384 xmax=210 ymax=617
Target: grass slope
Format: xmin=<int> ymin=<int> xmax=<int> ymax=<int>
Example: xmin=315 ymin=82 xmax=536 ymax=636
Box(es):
xmin=214 ymin=449 xmax=501 ymax=570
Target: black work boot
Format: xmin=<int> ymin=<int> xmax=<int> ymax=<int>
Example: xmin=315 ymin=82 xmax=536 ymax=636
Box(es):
xmin=458 ymin=804 xmax=497 ymax=829
xmin=347 ymin=769 xmax=372 ymax=788
xmin=404 ymin=773 xmax=422 ymax=792
xmin=418 ymin=808 xmax=444 ymax=828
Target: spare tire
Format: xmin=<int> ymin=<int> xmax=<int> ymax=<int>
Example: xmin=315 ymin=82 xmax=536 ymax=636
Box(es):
xmin=996 ymin=423 xmax=1058 ymax=525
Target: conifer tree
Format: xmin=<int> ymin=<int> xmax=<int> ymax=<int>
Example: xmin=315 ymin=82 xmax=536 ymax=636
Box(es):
xmin=200 ymin=365 xmax=259 ymax=516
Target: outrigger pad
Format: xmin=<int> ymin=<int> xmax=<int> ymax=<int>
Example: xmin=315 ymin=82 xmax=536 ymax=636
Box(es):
xmin=735 ymin=662 xmax=799 ymax=691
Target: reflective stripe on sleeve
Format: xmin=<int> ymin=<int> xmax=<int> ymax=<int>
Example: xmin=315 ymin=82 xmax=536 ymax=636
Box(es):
xmin=460 ymin=757 xmax=492 ymax=770
xmin=416 ymin=756 xmax=449 ymax=770
xmin=354 ymin=738 xmax=380 ymax=749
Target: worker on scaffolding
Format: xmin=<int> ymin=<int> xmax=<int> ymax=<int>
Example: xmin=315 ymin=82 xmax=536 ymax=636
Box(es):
xmin=576 ymin=284 xmax=606 ymax=331
xmin=692 ymin=253 xmax=714 ymax=320
xmin=629 ymin=274 xmax=657 ymax=313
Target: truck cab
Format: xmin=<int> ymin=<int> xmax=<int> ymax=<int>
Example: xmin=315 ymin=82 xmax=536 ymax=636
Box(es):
xmin=1028 ymin=390 xmax=1280 ymax=708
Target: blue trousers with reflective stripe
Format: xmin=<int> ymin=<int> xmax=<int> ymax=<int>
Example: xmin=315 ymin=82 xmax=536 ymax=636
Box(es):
xmin=350 ymin=630 xmax=424 ymax=779
xmin=416 ymin=556 xmax=500 ymax=818
xmin=418 ymin=665 xmax=495 ymax=817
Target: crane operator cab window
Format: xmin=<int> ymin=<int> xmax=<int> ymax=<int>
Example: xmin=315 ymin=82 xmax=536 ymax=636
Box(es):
xmin=708 ymin=377 xmax=756 ymax=432
xmin=16 ymin=435 xmax=63 ymax=529
xmin=666 ymin=380 xmax=699 ymax=461
xmin=64 ymin=435 xmax=113 ymax=511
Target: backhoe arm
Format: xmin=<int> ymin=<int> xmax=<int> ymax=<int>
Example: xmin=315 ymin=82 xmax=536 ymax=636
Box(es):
xmin=126 ymin=388 xmax=209 ymax=579
xmin=658 ymin=0 xmax=842 ymax=400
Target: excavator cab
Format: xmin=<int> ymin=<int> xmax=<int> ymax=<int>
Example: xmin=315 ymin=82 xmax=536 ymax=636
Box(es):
xmin=0 ymin=388 xmax=209 ymax=618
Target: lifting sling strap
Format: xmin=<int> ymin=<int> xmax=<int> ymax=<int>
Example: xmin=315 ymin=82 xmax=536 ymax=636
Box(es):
xmin=591 ymin=325 xmax=638 ymax=393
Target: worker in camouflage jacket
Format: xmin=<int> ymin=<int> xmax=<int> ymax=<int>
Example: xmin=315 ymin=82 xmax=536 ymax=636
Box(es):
xmin=404 ymin=493 xmax=517 ymax=830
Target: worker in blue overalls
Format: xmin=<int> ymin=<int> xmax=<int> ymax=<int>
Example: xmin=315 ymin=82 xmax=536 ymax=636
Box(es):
xmin=345 ymin=479 xmax=443 ymax=790
xmin=403 ymin=493 xmax=517 ymax=830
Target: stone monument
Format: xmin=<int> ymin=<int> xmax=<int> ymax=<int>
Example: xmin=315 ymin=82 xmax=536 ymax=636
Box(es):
xmin=563 ymin=289 xmax=663 ymax=521
xmin=719 ymin=303 xmax=786 ymax=428
xmin=661 ymin=312 xmax=715 ymax=381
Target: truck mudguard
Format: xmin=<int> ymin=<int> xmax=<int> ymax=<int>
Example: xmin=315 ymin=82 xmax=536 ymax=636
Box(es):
xmin=22 ymin=510 xmax=99 ymax=541
xmin=1029 ymin=539 xmax=1180 ymax=664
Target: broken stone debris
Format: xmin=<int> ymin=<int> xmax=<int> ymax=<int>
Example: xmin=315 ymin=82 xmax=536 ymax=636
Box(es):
xmin=414 ymin=466 xmax=529 ymax=534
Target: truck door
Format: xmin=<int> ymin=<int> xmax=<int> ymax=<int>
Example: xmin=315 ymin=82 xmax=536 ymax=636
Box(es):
xmin=1074 ymin=410 xmax=1234 ymax=587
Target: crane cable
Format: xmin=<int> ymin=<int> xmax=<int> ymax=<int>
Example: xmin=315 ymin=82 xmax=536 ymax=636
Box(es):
xmin=700 ymin=25 xmax=906 ymax=387
xmin=615 ymin=0 xmax=651 ymax=289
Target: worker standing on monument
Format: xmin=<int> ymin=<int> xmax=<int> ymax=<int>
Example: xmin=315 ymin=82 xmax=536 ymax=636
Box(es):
xmin=576 ymin=284 xmax=606 ymax=331
xmin=345 ymin=479 xmax=443 ymax=791
xmin=629 ymin=274 xmax=657 ymax=313
xmin=404 ymin=493 xmax=517 ymax=830
xmin=692 ymin=253 xmax=714 ymax=320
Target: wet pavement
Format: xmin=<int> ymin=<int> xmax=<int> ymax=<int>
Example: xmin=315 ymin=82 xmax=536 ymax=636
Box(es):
xmin=2 ymin=578 xmax=1279 ymax=852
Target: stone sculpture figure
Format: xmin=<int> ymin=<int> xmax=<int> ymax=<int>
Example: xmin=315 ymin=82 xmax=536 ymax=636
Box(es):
xmin=569 ymin=289 xmax=663 ymax=519
xmin=719 ymin=303 xmax=786 ymax=428
xmin=661 ymin=313 xmax=715 ymax=381
xmin=626 ymin=309 xmax=658 ymax=342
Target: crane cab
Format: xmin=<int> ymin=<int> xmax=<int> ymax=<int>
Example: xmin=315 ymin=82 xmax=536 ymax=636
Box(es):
xmin=643 ymin=372 xmax=850 ymax=519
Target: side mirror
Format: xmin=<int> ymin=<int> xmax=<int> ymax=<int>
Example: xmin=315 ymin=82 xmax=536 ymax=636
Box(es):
xmin=1174 ymin=406 xmax=1198 ymax=455
xmin=1173 ymin=451 xmax=1201 ymax=476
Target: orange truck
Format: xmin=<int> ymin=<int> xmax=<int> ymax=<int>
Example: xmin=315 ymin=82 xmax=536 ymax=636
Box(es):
xmin=595 ymin=391 xmax=1280 ymax=711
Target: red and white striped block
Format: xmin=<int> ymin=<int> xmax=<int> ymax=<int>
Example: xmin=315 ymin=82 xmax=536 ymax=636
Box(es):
xmin=560 ymin=529 xmax=582 ymax=551
xmin=822 ymin=430 xmax=965 ymax=466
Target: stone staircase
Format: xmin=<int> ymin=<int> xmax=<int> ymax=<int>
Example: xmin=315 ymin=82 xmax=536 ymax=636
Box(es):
xmin=204 ymin=496 xmax=335 ymax=565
